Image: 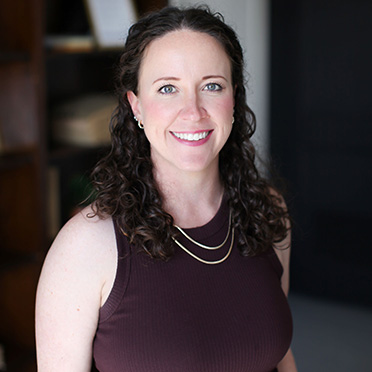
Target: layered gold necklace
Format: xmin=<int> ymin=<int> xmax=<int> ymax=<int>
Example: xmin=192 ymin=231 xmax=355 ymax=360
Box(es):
xmin=172 ymin=211 xmax=234 ymax=265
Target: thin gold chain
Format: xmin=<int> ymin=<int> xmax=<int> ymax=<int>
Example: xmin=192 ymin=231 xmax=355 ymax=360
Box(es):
xmin=174 ymin=211 xmax=232 ymax=250
xmin=172 ymin=228 xmax=234 ymax=265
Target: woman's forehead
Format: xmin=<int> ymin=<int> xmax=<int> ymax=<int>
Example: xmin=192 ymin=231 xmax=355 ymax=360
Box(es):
xmin=138 ymin=29 xmax=231 ymax=80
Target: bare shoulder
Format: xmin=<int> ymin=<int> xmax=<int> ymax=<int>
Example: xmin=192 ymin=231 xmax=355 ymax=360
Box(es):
xmin=268 ymin=186 xmax=287 ymax=207
xmin=35 ymin=206 xmax=117 ymax=370
xmin=38 ymin=205 xmax=117 ymax=308
xmin=267 ymin=186 xmax=292 ymax=295
xmin=48 ymin=206 xmax=114 ymax=268
xmin=54 ymin=205 xmax=115 ymax=250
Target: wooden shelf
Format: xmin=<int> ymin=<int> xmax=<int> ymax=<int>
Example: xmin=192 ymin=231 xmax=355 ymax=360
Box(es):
xmin=0 ymin=250 xmax=41 ymax=272
xmin=0 ymin=0 xmax=167 ymax=367
xmin=0 ymin=148 xmax=36 ymax=171
xmin=0 ymin=342 xmax=36 ymax=372
xmin=44 ymin=35 xmax=96 ymax=54
xmin=0 ymin=51 xmax=30 ymax=63
xmin=45 ymin=47 xmax=120 ymax=60
xmin=48 ymin=144 xmax=109 ymax=164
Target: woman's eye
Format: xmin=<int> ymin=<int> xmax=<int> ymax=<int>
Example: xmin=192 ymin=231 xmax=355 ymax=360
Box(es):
xmin=159 ymin=85 xmax=176 ymax=94
xmin=204 ymin=83 xmax=222 ymax=91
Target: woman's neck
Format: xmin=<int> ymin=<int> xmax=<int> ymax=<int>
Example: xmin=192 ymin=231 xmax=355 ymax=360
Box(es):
xmin=154 ymin=166 xmax=224 ymax=228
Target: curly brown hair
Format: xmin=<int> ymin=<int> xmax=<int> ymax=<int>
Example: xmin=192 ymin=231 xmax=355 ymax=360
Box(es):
xmin=91 ymin=6 xmax=289 ymax=260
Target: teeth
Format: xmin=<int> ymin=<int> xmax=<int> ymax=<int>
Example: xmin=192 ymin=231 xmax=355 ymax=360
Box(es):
xmin=173 ymin=131 xmax=209 ymax=141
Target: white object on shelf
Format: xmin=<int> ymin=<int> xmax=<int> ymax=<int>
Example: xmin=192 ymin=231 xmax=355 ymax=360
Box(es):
xmin=84 ymin=0 xmax=137 ymax=49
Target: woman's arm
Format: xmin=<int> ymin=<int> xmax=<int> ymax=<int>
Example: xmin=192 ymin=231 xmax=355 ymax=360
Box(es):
xmin=273 ymin=193 xmax=298 ymax=372
xmin=275 ymin=232 xmax=298 ymax=372
xmin=35 ymin=208 xmax=116 ymax=371
xmin=277 ymin=348 xmax=297 ymax=372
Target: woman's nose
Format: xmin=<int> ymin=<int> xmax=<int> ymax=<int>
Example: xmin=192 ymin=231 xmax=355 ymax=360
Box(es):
xmin=180 ymin=94 xmax=208 ymax=122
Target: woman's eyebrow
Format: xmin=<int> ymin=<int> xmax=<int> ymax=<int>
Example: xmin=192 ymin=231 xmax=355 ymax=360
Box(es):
xmin=152 ymin=76 xmax=180 ymax=84
xmin=152 ymin=75 xmax=228 ymax=85
xmin=202 ymin=75 xmax=228 ymax=81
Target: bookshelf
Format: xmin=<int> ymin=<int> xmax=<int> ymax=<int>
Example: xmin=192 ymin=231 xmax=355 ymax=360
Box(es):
xmin=0 ymin=0 xmax=167 ymax=370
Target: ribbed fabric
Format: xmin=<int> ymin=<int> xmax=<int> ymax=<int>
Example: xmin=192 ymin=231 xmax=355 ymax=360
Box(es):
xmin=93 ymin=198 xmax=292 ymax=372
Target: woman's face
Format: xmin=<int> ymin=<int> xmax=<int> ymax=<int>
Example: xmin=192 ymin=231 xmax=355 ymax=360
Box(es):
xmin=128 ymin=29 xmax=235 ymax=175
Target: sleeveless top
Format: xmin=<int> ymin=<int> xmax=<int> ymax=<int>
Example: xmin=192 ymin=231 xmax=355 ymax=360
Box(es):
xmin=93 ymin=197 xmax=293 ymax=372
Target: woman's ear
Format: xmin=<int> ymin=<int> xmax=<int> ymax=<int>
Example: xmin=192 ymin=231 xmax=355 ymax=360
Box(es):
xmin=127 ymin=91 xmax=140 ymax=119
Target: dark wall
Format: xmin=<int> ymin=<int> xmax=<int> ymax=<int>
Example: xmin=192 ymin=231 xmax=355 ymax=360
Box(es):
xmin=270 ymin=0 xmax=372 ymax=306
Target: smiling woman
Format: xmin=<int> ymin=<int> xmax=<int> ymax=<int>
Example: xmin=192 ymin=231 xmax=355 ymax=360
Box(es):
xmin=35 ymin=6 xmax=297 ymax=372
xmin=127 ymin=29 xmax=235 ymax=176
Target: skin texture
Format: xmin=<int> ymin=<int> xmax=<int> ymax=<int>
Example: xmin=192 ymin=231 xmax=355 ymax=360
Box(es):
xmin=35 ymin=29 xmax=297 ymax=371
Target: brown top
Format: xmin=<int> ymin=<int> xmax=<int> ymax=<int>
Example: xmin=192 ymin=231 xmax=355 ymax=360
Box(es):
xmin=93 ymin=198 xmax=292 ymax=371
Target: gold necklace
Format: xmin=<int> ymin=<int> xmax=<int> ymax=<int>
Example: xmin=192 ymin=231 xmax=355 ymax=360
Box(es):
xmin=174 ymin=211 xmax=232 ymax=250
xmin=172 ymin=227 xmax=234 ymax=265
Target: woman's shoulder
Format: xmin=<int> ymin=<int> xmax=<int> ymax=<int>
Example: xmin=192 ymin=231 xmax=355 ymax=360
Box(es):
xmin=35 ymin=206 xmax=117 ymax=368
xmin=266 ymin=187 xmax=292 ymax=295
xmin=40 ymin=205 xmax=117 ymax=302
xmin=53 ymin=204 xmax=116 ymax=262
xmin=267 ymin=185 xmax=286 ymax=205
xmin=54 ymin=205 xmax=115 ymax=250
xmin=63 ymin=203 xmax=113 ymax=234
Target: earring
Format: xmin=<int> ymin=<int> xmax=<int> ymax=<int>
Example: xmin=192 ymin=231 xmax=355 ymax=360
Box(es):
xmin=134 ymin=115 xmax=144 ymax=129
xmin=232 ymin=116 xmax=235 ymax=125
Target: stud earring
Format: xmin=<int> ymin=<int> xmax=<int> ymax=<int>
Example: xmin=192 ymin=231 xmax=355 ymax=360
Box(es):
xmin=232 ymin=116 xmax=235 ymax=125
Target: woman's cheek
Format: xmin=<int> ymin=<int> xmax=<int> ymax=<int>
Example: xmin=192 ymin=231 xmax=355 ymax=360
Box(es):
xmin=146 ymin=101 xmax=178 ymax=122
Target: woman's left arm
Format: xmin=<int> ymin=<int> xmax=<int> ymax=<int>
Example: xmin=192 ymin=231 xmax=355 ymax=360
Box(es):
xmin=277 ymin=348 xmax=297 ymax=372
xmin=273 ymin=196 xmax=298 ymax=372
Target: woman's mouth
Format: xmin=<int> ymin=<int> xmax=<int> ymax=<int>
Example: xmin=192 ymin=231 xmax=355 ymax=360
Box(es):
xmin=171 ymin=131 xmax=211 ymax=142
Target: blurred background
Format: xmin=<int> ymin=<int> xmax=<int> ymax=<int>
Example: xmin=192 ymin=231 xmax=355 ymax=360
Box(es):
xmin=0 ymin=0 xmax=371 ymax=371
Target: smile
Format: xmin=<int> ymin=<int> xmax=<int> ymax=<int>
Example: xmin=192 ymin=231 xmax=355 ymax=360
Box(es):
xmin=171 ymin=131 xmax=211 ymax=141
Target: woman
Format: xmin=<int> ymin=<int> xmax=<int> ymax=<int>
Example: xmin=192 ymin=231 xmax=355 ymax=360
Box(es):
xmin=36 ymin=6 xmax=297 ymax=372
